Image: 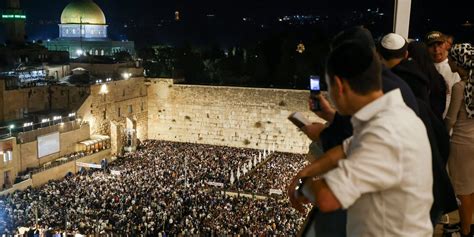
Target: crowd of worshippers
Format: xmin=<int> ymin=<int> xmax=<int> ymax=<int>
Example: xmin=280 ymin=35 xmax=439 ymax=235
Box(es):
xmin=234 ymin=152 xmax=306 ymax=195
xmin=288 ymin=28 xmax=474 ymax=237
xmin=0 ymin=140 xmax=304 ymax=236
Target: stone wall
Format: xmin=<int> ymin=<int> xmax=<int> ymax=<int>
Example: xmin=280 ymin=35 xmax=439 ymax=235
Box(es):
xmin=0 ymin=137 xmax=20 ymax=190
xmin=1 ymin=84 xmax=89 ymax=121
xmin=147 ymin=79 xmax=323 ymax=154
xmin=0 ymin=179 xmax=32 ymax=196
xmin=46 ymin=64 xmax=70 ymax=80
xmin=80 ymin=78 xmax=148 ymax=137
xmin=78 ymin=78 xmax=148 ymax=154
xmin=30 ymin=149 xmax=111 ymax=187
xmin=19 ymin=123 xmax=90 ymax=171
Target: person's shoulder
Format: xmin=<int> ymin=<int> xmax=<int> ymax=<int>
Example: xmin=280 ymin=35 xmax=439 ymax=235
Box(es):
xmin=451 ymin=80 xmax=465 ymax=92
xmin=373 ymin=104 xmax=422 ymax=131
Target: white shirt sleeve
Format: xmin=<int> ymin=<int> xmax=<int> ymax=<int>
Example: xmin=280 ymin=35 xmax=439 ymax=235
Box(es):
xmin=342 ymin=136 xmax=353 ymax=156
xmin=453 ymin=72 xmax=461 ymax=84
xmin=324 ymin=125 xmax=403 ymax=209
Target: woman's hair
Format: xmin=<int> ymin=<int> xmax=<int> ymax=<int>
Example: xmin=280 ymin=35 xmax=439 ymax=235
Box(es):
xmin=408 ymin=42 xmax=445 ymax=85
xmin=408 ymin=41 xmax=447 ymax=116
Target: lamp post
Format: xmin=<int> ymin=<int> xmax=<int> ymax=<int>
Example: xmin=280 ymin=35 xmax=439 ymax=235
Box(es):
xmin=8 ymin=124 xmax=14 ymax=136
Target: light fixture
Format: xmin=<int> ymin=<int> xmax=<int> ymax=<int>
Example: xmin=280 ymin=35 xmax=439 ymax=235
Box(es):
xmin=68 ymin=113 xmax=76 ymax=117
xmin=23 ymin=122 xmax=33 ymax=127
xmin=99 ymin=84 xmax=109 ymax=95
xmin=121 ymin=72 xmax=131 ymax=79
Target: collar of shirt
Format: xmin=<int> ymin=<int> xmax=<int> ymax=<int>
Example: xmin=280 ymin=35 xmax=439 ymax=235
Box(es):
xmin=434 ymin=58 xmax=449 ymax=66
xmin=351 ymin=89 xmax=404 ymax=128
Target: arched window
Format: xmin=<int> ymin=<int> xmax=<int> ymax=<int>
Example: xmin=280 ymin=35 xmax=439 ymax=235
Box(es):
xmin=95 ymin=50 xmax=99 ymax=55
xmin=101 ymin=49 xmax=105 ymax=56
xmin=89 ymin=49 xmax=93 ymax=55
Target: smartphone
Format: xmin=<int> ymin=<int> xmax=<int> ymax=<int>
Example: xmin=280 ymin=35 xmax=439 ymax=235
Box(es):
xmin=309 ymin=75 xmax=321 ymax=112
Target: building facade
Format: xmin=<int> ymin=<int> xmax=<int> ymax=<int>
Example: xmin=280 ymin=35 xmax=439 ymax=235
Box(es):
xmin=44 ymin=0 xmax=135 ymax=58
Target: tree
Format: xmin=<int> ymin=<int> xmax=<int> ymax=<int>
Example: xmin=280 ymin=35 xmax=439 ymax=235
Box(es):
xmin=137 ymin=47 xmax=156 ymax=61
xmin=114 ymin=51 xmax=133 ymax=62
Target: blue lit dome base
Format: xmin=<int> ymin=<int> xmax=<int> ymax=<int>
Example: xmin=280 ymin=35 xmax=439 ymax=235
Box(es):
xmin=59 ymin=24 xmax=108 ymax=39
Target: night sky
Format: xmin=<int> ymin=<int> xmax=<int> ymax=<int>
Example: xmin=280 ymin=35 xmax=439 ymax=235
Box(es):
xmin=15 ymin=0 xmax=472 ymax=19
xmin=1 ymin=0 xmax=473 ymax=45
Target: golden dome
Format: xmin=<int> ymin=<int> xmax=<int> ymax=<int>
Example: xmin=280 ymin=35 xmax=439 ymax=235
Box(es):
xmin=60 ymin=0 xmax=106 ymax=25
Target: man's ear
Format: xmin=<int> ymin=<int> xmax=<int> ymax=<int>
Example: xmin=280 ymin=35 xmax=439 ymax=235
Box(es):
xmin=334 ymin=75 xmax=344 ymax=96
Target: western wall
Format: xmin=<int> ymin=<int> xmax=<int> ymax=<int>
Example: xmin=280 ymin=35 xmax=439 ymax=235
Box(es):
xmin=146 ymin=79 xmax=322 ymax=154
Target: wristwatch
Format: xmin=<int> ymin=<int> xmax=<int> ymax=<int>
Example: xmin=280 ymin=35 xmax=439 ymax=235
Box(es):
xmin=295 ymin=177 xmax=310 ymax=196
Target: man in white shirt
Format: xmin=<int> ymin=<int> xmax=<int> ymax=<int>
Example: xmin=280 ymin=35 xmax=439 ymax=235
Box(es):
xmin=426 ymin=31 xmax=461 ymax=118
xmin=288 ymin=41 xmax=433 ymax=236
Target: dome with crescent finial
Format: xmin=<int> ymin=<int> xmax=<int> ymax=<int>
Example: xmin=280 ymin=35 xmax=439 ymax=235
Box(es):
xmin=60 ymin=0 xmax=106 ymax=25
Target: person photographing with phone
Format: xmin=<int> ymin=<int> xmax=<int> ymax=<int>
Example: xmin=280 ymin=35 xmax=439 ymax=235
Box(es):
xmin=291 ymin=26 xmax=428 ymax=237
xmin=288 ymin=40 xmax=434 ymax=236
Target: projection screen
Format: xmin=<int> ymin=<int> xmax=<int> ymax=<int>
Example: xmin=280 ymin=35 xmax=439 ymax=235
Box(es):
xmin=37 ymin=132 xmax=60 ymax=158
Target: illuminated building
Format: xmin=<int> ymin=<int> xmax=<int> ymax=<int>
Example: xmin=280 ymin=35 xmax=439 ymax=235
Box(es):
xmin=44 ymin=0 xmax=135 ymax=58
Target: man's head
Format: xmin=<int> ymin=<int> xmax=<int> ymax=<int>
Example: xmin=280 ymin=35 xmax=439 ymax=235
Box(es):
xmin=425 ymin=31 xmax=448 ymax=63
xmin=326 ymin=41 xmax=383 ymax=116
xmin=331 ymin=26 xmax=375 ymax=50
xmin=377 ymin=33 xmax=408 ymax=68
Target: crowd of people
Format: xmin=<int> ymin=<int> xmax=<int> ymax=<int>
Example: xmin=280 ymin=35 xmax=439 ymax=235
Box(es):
xmin=235 ymin=152 xmax=306 ymax=195
xmin=0 ymin=140 xmax=305 ymax=236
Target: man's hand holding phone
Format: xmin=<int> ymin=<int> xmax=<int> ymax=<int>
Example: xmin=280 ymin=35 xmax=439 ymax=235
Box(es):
xmin=309 ymin=95 xmax=336 ymax=123
xmin=309 ymin=75 xmax=336 ymax=123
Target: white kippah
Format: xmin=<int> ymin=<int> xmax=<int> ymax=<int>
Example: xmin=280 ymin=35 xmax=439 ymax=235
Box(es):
xmin=381 ymin=33 xmax=407 ymax=50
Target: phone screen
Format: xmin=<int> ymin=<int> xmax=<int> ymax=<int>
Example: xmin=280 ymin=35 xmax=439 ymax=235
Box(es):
xmin=309 ymin=75 xmax=321 ymax=111
xmin=310 ymin=76 xmax=320 ymax=92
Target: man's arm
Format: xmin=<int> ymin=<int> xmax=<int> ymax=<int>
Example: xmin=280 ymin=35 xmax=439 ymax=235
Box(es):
xmin=288 ymin=145 xmax=345 ymax=212
xmin=312 ymin=179 xmax=342 ymax=212
xmin=298 ymin=145 xmax=345 ymax=178
xmin=301 ymin=123 xmax=326 ymax=142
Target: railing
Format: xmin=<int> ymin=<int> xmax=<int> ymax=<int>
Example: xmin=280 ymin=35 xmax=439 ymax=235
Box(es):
xmin=16 ymin=120 xmax=88 ymax=144
xmin=0 ymin=115 xmax=85 ymax=139
xmin=13 ymin=149 xmax=110 ymax=183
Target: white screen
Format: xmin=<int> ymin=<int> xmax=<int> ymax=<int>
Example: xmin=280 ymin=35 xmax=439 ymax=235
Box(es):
xmin=37 ymin=132 xmax=60 ymax=158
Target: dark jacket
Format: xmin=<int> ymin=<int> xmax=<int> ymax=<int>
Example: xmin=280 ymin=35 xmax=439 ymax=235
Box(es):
xmin=417 ymin=99 xmax=458 ymax=224
xmin=428 ymin=67 xmax=448 ymax=121
xmin=392 ymin=59 xmax=431 ymax=105
xmin=392 ymin=60 xmax=456 ymax=218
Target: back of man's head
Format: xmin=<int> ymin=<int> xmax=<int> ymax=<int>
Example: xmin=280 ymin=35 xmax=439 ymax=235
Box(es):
xmin=327 ymin=40 xmax=382 ymax=95
xmin=377 ymin=33 xmax=408 ymax=60
xmin=332 ymin=26 xmax=375 ymax=50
